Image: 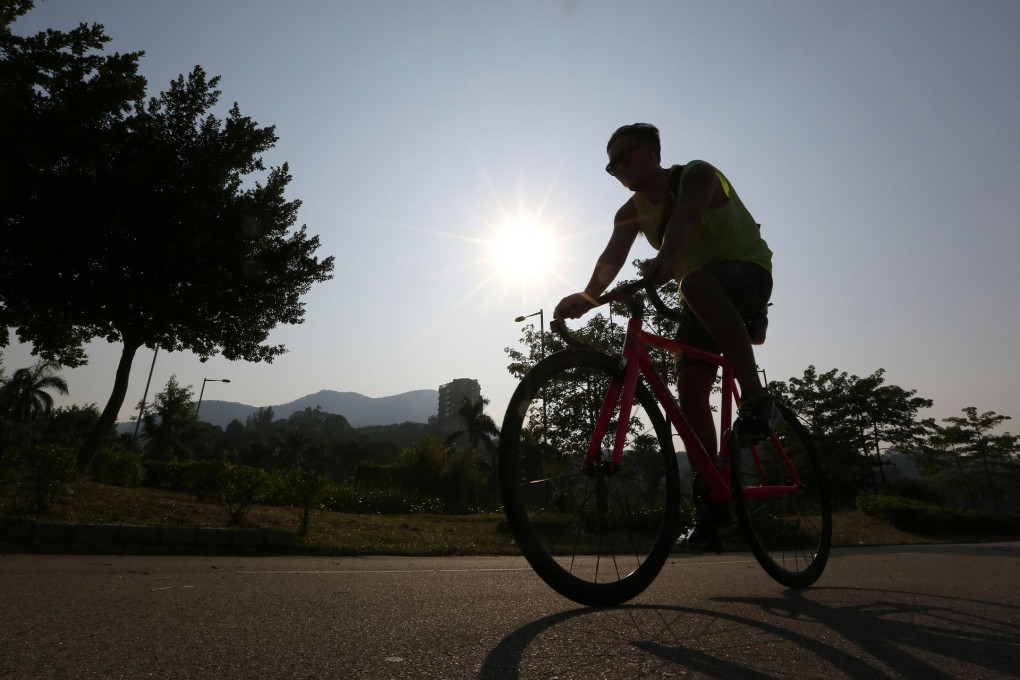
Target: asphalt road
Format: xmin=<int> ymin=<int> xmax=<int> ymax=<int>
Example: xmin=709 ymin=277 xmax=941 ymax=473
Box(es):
xmin=2 ymin=543 xmax=1018 ymax=679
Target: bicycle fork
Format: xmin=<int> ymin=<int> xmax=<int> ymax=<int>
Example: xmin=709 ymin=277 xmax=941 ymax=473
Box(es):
xmin=583 ymin=319 xmax=644 ymax=477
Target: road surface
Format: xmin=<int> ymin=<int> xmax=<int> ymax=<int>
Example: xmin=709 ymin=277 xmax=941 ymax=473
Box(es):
xmin=2 ymin=543 xmax=1018 ymax=678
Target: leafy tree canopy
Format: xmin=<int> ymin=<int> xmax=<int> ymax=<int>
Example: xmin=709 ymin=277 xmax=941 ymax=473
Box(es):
xmin=1 ymin=7 xmax=334 ymax=465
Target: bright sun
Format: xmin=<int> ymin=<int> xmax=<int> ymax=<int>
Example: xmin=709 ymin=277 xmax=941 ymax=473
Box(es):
xmin=488 ymin=219 xmax=557 ymax=282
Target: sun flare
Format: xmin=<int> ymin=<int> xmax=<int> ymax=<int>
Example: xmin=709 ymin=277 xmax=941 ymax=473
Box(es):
xmin=488 ymin=218 xmax=557 ymax=282
xmin=397 ymin=175 xmax=586 ymax=345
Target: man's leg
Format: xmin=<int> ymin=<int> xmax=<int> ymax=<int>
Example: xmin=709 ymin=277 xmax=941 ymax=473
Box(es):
xmin=676 ymin=360 xmax=727 ymax=554
xmin=679 ymin=268 xmax=765 ymax=400
xmin=676 ymin=361 xmax=718 ymax=460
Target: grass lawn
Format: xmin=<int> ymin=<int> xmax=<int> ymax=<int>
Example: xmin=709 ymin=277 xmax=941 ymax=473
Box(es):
xmin=2 ymin=481 xmax=1005 ymax=555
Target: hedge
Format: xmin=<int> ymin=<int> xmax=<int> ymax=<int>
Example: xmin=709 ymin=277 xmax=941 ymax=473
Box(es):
xmin=857 ymin=493 xmax=1020 ymax=536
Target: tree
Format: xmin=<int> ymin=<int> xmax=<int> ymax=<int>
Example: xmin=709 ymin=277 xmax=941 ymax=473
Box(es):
xmin=771 ymin=366 xmax=936 ymax=501
xmin=2 ymin=4 xmax=146 ymax=293
xmin=0 ymin=359 xmax=68 ymax=422
xmin=142 ymin=376 xmax=201 ymax=462
xmin=284 ymin=467 xmax=332 ymax=539
xmin=628 ymin=432 xmax=666 ymax=505
xmin=452 ymin=396 xmax=499 ymax=460
xmin=845 ymin=369 xmax=932 ymax=489
xmin=1 ymin=13 xmax=335 ymax=468
xmin=504 ymin=276 xmax=677 ymax=389
xmin=38 ymin=404 xmax=103 ymax=450
xmin=245 ymin=406 xmax=275 ymax=432
xmin=1 ymin=4 xmax=145 ymax=367
xmin=919 ymin=408 xmax=1014 ymax=511
xmin=506 ymin=312 xmax=624 ymax=381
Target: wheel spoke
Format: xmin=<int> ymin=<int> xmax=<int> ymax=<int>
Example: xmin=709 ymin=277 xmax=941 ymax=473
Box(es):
xmin=733 ymin=403 xmax=832 ymax=587
xmin=499 ymin=349 xmax=680 ymax=606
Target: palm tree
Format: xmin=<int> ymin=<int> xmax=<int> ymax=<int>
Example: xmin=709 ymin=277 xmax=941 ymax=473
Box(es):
xmin=0 ymin=359 xmax=69 ymax=421
xmin=456 ymin=396 xmax=500 ymax=461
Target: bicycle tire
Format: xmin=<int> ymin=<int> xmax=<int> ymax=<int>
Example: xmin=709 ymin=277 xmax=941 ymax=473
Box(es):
xmin=499 ymin=349 xmax=680 ymax=607
xmin=732 ymin=402 xmax=832 ymax=587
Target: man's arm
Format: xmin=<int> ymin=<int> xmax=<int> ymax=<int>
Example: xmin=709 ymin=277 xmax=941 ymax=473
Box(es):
xmin=556 ymin=202 xmax=639 ymax=318
xmin=642 ymin=162 xmax=722 ymax=283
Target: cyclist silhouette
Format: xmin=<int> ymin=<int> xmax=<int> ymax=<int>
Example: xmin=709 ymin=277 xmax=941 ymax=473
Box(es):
xmin=555 ymin=123 xmax=777 ymax=550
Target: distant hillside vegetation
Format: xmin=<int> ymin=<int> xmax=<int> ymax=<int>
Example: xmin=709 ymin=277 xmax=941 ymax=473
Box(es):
xmin=119 ymin=389 xmax=439 ymax=432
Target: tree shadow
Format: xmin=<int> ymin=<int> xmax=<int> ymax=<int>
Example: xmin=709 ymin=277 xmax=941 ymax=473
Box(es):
xmin=717 ymin=586 xmax=1020 ymax=679
xmin=479 ymin=586 xmax=1020 ymax=679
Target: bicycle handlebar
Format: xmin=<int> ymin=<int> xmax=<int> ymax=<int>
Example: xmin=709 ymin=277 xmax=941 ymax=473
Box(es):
xmin=549 ymin=278 xmax=682 ymax=349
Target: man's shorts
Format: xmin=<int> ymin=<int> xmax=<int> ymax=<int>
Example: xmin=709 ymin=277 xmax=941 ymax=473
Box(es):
xmin=675 ymin=260 xmax=773 ymax=368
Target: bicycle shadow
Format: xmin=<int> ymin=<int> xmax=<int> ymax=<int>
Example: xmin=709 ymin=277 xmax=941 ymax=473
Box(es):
xmin=478 ymin=587 xmax=1020 ymax=679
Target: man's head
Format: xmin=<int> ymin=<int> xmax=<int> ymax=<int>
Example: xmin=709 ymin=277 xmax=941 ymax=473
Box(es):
xmin=605 ymin=123 xmax=661 ymax=186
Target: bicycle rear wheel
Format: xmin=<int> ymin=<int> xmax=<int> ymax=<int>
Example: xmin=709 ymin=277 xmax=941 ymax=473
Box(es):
xmin=499 ymin=349 xmax=679 ymax=607
xmin=732 ymin=402 xmax=832 ymax=587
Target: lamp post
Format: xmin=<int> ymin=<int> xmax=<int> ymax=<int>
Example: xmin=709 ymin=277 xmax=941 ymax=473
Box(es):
xmin=133 ymin=345 xmax=159 ymax=439
xmin=514 ymin=309 xmax=545 ymax=358
xmin=196 ymin=378 xmax=231 ymax=416
xmin=515 ymin=309 xmax=546 ymax=440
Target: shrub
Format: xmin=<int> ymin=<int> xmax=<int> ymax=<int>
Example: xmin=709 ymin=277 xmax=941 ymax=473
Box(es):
xmin=857 ymin=493 xmax=1020 ymax=536
xmin=319 ymin=482 xmax=443 ymax=514
xmin=887 ymin=477 xmax=945 ymax=505
xmin=283 ymin=468 xmax=332 ymax=539
xmin=216 ymin=463 xmax=273 ymax=525
xmin=143 ymin=460 xmax=188 ymax=490
xmin=89 ymin=445 xmax=145 ymax=487
xmin=7 ymin=445 xmax=78 ymax=512
xmin=351 ymin=460 xmax=394 ymax=487
xmin=183 ymin=459 xmax=229 ymax=502
xmin=393 ymin=438 xmax=486 ymax=513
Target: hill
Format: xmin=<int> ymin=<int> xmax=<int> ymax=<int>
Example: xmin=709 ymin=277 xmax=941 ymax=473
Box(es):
xmin=119 ymin=389 xmax=439 ymax=431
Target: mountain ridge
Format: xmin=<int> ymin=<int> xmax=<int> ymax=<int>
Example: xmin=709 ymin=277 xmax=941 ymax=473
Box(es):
xmin=122 ymin=388 xmax=440 ymax=430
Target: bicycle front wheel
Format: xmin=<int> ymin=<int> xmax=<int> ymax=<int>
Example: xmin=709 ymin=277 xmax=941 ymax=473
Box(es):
xmin=732 ymin=402 xmax=832 ymax=587
xmin=499 ymin=349 xmax=680 ymax=607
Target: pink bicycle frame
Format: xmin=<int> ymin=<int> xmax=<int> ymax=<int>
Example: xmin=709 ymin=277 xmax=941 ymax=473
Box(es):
xmin=583 ymin=315 xmax=803 ymax=504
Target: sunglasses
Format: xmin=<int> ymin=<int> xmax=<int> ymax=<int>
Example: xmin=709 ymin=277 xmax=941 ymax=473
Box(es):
xmin=605 ymin=144 xmax=648 ymax=176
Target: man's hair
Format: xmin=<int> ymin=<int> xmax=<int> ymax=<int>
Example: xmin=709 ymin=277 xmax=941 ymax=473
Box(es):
xmin=607 ymin=123 xmax=660 ymax=154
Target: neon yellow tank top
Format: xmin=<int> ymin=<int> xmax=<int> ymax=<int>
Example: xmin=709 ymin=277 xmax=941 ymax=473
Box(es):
xmin=632 ymin=161 xmax=772 ymax=281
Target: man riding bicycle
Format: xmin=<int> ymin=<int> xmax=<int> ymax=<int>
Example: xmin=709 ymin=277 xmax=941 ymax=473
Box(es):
xmin=554 ymin=123 xmax=776 ymax=550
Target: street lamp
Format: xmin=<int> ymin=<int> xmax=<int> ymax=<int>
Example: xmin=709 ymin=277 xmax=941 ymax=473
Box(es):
xmin=196 ymin=378 xmax=231 ymax=416
xmin=133 ymin=345 xmax=159 ymax=439
xmin=514 ymin=309 xmax=545 ymax=358
xmin=515 ymin=309 xmax=546 ymax=441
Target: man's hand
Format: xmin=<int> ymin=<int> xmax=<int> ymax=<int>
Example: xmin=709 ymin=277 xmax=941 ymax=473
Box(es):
xmin=555 ymin=292 xmax=598 ymax=319
xmin=638 ymin=256 xmax=674 ymax=285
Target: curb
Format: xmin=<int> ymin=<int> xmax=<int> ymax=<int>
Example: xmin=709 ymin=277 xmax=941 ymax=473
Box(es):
xmin=0 ymin=519 xmax=299 ymax=554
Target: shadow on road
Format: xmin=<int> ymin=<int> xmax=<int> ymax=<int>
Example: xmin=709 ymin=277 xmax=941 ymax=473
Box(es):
xmin=480 ymin=586 xmax=1020 ymax=679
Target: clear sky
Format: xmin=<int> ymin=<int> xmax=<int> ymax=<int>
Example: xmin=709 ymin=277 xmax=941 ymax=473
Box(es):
xmin=6 ymin=0 xmax=1020 ymax=431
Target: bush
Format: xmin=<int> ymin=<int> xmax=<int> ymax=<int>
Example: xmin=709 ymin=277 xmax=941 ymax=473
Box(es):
xmin=351 ymin=460 xmax=394 ymax=487
xmin=6 ymin=445 xmax=78 ymax=512
xmin=143 ymin=460 xmax=188 ymax=490
xmin=887 ymin=477 xmax=945 ymax=505
xmin=183 ymin=459 xmax=229 ymax=502
xmin=319 ymin=482 xmax=444 ymax=514
xmin=857 ymin=493 xmax=1020 ymax=536
xmin=216 ymin=463 xmax=273 ymax=525
xmin=283 ymin=468 xmax=331 ymax=539
xmin=89 ymin=445 xmax=145 ymax=487
xmin=393 ymin=438 xmax=486 ymax=513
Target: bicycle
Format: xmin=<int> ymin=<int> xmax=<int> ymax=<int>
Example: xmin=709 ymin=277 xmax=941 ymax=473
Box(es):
xmin=499 ymin=278 xmax=832 ymax=606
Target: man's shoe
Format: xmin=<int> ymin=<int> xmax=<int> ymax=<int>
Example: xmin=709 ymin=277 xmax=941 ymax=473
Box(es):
xmin=734 ymin=393 xmax=780 ymax=443
xmin=679 ymin=522 xmax=722 ymax=555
